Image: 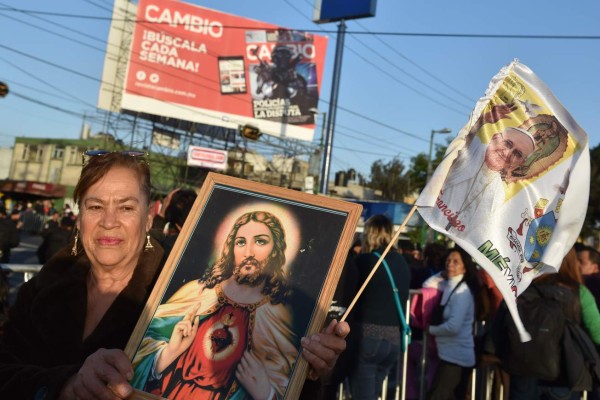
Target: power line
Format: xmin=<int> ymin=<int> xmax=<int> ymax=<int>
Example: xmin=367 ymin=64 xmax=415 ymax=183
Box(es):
xmin=354 ymin=19 xmax=474 ymax=103
xmin=0 ymin=9 xmax=430 ymax=148
xmin=10 ymin=91 xmax=97 ymax=120
xmin=82 ymin=0 xmax=113 ymax=13
xmin=294 ymin=0 xmax=473 ymax=111
xmin=0 ymin=57 xmax=98 ymax=108
xmin=1 ymin=6 xmax=599 ymax=40
xmin=0 ymin=21 xmax=419 ymax=178
xmin=343 ymin=45 xmax=469 ymax=115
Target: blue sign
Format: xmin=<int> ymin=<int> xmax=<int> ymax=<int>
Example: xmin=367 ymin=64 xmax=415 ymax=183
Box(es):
xmin=351 ymin=200 xmax=422 ymax=227
xmin=313 ymin=0 xmax=377 ymax=24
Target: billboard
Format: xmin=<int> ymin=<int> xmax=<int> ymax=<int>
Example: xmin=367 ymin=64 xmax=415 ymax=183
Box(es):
xmin=119 ymin=0 xmax=328 ymax=142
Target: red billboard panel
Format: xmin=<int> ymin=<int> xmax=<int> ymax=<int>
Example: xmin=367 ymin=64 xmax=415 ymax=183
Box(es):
xmin=122 ymin=0 xmax=328 ymax=142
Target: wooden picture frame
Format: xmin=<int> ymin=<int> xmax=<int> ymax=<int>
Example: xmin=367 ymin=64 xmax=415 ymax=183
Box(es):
xmin=125 ymin=172 xmax=362 ymax=399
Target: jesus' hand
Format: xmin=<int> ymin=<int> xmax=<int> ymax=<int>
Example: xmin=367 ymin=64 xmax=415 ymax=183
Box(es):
xmin=156 ymin=303 xmax=201 ymax=373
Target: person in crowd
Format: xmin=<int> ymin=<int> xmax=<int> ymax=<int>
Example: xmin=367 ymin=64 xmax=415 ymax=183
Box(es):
xmin=37 ymin=216 xmax=76 ymax=264
xmin=149 ymin=188 xmax=198 ymax=259
xmin=506 ymin=247 xmax=600 ymax=400
xmin=398 ymin=239 xmax=420 ymax=268
xmin=40 ymin=199 xmax=56 ymax=219
xmin=19 ymin=202 xmax=35 ymax=233
xmin=36 ymin=211 xmax=61 ymax=263
xmin=62 ymin=203 xmax=74 ymax=219
xmin=9 ymin=209 xmax=22 ymax=231
xmin=0 ymin=253 xmax=9 ymax=334
xmin=0 ymin=151 xmax=349 ymax=399
xmin=0 ymin=205 xmax=20 ymax=263
xmin=302 ymin=232 xmax=362 ymax=400
xmin=411 ymin=242 xmax=447 ymax=289
xmin=405 ymin=242 xmax=447 ymax=400
xmin=578 ymin=246 xmax=600 ymax=306
xmin=41 ymin=210 xmax=60 ymax=233
xmin=424 ymin=247 xmax=478 ymax=400
xmin=347 ymin=214 xmax=411 ymax=400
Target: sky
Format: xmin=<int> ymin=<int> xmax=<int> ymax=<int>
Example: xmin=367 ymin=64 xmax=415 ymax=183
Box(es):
xmin=1 ymin=0 xmax=599 ymax=182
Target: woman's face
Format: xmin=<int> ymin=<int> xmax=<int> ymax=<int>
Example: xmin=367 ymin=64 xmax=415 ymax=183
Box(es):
xmin=445 ymin=251 xmax=466 ymax=278
xmin=77 ymin=167 xmax=152 ymax=272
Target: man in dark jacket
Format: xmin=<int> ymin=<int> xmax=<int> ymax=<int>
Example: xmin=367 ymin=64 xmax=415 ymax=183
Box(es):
xmin=37 ymin=217 xmax=74 ymax=264
xmin=0 ymin=206 xmax=20 ymax=263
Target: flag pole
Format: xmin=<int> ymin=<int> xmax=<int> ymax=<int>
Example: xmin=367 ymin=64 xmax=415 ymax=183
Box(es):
xmin=340 ymin=205 xmax=418 ymax=322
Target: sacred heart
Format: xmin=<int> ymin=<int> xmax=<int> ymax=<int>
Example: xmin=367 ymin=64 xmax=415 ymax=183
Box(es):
xmin=210 ymin=325 xmax=233 ymax=354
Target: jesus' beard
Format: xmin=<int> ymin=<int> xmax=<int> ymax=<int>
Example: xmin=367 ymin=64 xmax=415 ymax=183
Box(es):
xmin=234 ymin=257 xmax=269 ymax=287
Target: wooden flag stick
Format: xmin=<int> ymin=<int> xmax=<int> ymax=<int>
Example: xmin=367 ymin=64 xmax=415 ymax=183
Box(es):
xmin=340 ymin=204 xmax=418 ymax=322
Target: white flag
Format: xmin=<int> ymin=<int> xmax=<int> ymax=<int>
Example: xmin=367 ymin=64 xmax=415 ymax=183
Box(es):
xmin=416 ymin=60 xmax=590 ymax=341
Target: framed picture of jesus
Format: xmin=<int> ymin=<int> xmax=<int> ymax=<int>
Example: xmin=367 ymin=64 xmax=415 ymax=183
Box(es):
xmin=125 ymin=172 xmax=362 ymax=399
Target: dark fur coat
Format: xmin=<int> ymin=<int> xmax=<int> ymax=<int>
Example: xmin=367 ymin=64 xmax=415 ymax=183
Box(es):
xmin=0 ymin=240 xmax=164 ymax=399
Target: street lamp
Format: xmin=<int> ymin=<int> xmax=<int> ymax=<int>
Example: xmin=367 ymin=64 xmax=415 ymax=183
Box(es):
xmin=426 ymin=128 xmax=452 ymax=183
xmin=424 ymin=128 xmax=451 ymax=245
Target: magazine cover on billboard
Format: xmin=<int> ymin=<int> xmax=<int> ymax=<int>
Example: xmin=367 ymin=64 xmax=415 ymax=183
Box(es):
xmin=246 ymin=29 xmax=318 ymax=125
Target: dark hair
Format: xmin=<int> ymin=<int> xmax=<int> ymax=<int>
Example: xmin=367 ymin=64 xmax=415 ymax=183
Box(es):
xmin=535 ymin=247 xmax=581 ymax=289
xmin=203 ymin=211 xmax=289 ymax=304
xmin=73 ymin=152 xmax=151 ymax=206
xmin=579 ymin=245 xmax=600 ymax=267
xmin=398 ymin=239 xmax=415 ymax=253
xmin=446 ymin=246 xmax=484 ymax=319
xmin=560 ymin=247 xmax=583 ymax=286
xmin=573 ymin=242 xmax=587 ymax=253
xmin=165 ymin=189 xmax=197 ymax=229
xmin=423 ymin=242 xmax=447 ymax=272
xmin=60 ymin=216 xmax=75 ymax=229
xmin=446 ymin=247 xmax=476 ymax=279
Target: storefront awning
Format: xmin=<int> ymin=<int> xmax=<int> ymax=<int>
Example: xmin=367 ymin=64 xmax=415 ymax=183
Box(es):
xmin=0 ymin=180 xmax=67 ymax=199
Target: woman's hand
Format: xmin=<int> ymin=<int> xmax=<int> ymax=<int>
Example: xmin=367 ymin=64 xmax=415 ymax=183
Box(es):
xmin=235 ymin=350 xmax=272 ymax=400
xmin=301 ymin=319 xmax=350 ymax=381
xmin=156 ymin=304 xmax=200 ymax=373
xmin=59 ymin=348 xmax=134 ymax=399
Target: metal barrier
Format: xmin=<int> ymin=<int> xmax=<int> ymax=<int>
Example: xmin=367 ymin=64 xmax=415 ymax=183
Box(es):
xmin=2 ymin=267 xmax=589 ymax=399
xmin=1 ymin=264 xmax=43 ymax=282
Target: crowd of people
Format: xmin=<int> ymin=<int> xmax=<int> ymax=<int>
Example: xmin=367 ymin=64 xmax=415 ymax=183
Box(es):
xmin=0 ymin=152 xmax=599 ymax=399
xmin=320 ymin=221 xmax=600 ymax=400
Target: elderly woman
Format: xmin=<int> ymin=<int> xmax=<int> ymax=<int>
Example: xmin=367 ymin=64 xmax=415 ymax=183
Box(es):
xmin=0 ymin=151 xmax=349 ymax=399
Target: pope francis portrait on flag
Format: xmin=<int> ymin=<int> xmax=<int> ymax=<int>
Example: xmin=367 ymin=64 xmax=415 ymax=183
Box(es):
xmin=440 ymin=124 xmax=536 ymax=233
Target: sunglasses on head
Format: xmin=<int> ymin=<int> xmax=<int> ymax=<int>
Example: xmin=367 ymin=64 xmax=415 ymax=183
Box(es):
xmin=81 ymin=150 xmax=148 ymax=166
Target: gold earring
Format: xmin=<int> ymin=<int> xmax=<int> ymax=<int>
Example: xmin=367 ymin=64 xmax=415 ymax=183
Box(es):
xmin=71 ymin=234 xmax=78 ymax=256
xmin=144 ymin=234 xmax=154 ymax=251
